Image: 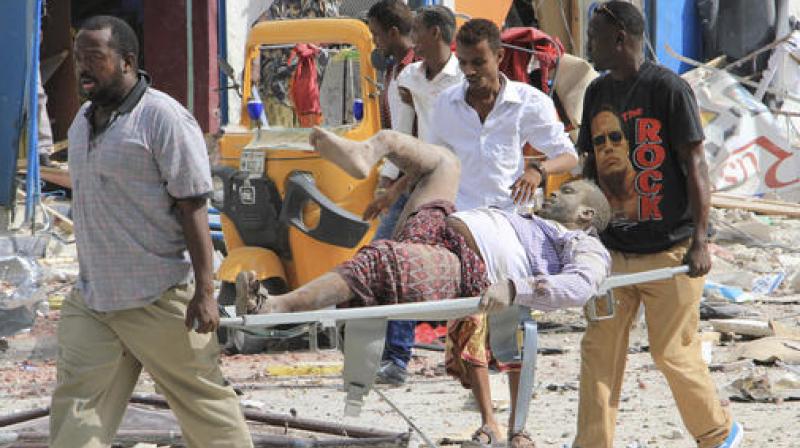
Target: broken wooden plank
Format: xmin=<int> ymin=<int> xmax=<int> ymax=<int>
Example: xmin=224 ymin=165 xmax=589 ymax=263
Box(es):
xmin=39 ymin=166 xmax=71 ymax=189
xmin=708 ymin=359 xmax=755 ymax=372
xmin=0 ymin=407 xmax=49 ymax=428
xmin=711 ymin=193 xmax=800 ymax=218
xmin=17 ymin=161 xmax=72 ymax=189
xmin=41 ymin=202 xmax=73 ymax=232
xmin=14 ymin=189 xmax=73 ymax=232
xmin=0 ymin=429 xmax=407 ymax=447
xmin=129 ymin=393 xmax=401 ymax=439
xmin=710 ymin=319 xmax=773 ymax=338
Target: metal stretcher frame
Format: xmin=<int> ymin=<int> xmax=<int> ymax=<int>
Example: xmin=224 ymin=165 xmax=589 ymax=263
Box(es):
xmin=219 ymin=265 xmax=689 ymax=438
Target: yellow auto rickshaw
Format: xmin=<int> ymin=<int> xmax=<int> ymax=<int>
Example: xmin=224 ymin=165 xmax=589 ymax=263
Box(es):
xmin=212 ymin=18 xmax=380 ymax=352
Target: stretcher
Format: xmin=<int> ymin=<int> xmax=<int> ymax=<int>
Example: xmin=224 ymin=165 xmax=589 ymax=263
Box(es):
xmin=219 ymin=265 xmax=690 ymax=440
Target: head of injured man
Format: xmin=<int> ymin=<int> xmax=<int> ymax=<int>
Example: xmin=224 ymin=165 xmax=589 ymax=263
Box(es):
xmin=538 ymin=180 xmax=611 ymax=232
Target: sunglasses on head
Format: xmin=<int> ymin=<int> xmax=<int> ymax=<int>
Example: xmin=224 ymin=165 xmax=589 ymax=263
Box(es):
xmin=592 ymin=131 xmax=624 ymax=146
xmin=594 ymin=3 xmax=626 ymax=31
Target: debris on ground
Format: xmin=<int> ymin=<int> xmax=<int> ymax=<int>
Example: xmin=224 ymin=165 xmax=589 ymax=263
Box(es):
xmin=0 ymin=204 xmax=798 ymax=447
xmin=725 ymin=369 xmax=800 ymax=402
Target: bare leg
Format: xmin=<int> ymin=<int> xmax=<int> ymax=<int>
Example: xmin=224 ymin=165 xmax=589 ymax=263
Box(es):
xmin=235 ymin=130 xmax=462 ymax=316
xmin=309 ymin=128 xmax=460 ymax=211
xmin=468 ymin=365 xmax=503 ymax=442
xmin=236 ymin=272 xmax=353 ymax=315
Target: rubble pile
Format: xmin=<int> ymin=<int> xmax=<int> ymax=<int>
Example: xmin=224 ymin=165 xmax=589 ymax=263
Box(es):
xmin=708 ymin=207 xmax=800 ymax=300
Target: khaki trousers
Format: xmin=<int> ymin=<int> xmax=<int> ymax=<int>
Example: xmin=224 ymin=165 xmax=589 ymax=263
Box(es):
xmin=50 ymin=285 xmax=253 ymax=448
xmin=574 ymin=240 xmax=731 ymax=448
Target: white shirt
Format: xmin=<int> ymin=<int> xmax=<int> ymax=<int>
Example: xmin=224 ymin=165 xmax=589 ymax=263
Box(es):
xmin=380 ymin=72 xmax=416 ymax=180
xmin=397 ymin=54 xmax=464 ymax=143
xmin=451 ymin=208 xmax=531 ymax=284
xmin=430 ymin=75 xmax=577 ymax=211
xmin=380 ymin=54 xmax=463 ymax=179
xmin=387 ymin=75 xmax=414 ymax=135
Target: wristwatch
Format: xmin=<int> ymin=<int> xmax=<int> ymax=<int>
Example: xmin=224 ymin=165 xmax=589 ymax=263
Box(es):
xmin=526 ymin=159 xmax=548 ymax=184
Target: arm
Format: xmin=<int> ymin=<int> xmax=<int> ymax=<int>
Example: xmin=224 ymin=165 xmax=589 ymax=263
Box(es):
xmin=510 ymin=235 xmax=610 ymax=311
xmin=177 ymin=197 xmax=219 ymax=333
xmin=678 ymin=140 xmax=712 ymax=277
xmin=512 ymin=151 xmax=579 ymax=204
xmin=363 ymin=173 xmax=415 ymax=221
xmin=512 ymin=94 xmax=579 ymax=203
xmin=150 ymin=105 xmax=215 ymax=331
xmin=669 ymin=77 xmax=710 ymax=277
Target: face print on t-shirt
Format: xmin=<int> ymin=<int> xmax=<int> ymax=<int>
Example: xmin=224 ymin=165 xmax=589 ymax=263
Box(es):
xmin=591 ymin=105 xmax=666 ymax=222
xmin=591 ymin=107 xmax=637 ymax=220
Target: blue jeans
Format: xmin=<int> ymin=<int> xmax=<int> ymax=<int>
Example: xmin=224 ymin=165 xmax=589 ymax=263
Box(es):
xmin=383 ymin=320 xmax=415 ymax=369
xmin=373 ymin=192 xmax=415 ymax=369
xmin=373 ymin=192 xmax=409 ymax=240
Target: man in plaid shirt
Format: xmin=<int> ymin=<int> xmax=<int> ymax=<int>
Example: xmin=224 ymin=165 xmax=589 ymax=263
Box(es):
xmin=50 ymin=16 xmax=251 ymax=447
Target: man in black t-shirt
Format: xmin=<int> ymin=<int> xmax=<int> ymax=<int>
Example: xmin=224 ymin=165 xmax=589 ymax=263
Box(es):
xmin=573 ymin=3 xmax=743 ymax=448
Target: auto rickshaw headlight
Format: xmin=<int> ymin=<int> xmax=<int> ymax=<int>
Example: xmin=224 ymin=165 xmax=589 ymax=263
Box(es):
xmin=211 ymin=175 xmax=225 ymax=207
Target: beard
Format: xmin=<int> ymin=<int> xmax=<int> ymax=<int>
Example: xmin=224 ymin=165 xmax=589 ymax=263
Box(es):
xmin=79 ymin=68 xmax=127 ymax=106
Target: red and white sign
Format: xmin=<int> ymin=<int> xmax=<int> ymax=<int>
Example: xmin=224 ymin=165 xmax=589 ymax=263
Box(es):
xmin=683 ymin=69 xmax=800 ymax=201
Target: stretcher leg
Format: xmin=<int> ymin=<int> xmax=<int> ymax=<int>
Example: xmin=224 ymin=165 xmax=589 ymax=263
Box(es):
xmin=342 ymin=318 xmax=386 ymax=416
xmin=488 ymin=306 xmax=538 ymax=435
xmin=512 ymin=319 xmax=538 ymax=434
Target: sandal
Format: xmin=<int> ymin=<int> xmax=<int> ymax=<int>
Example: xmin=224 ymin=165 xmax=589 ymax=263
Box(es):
xmin=508 ymin=430 xmax=536 ymax=448
xmin=466 ymin=424 xmax=505 ymax=447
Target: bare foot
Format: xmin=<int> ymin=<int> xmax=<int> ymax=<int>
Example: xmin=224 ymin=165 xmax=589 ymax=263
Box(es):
xmin=309 ymin=127 xmax=374 ymax=179
xmin=235 ymin=271 xmax=259 ymax=315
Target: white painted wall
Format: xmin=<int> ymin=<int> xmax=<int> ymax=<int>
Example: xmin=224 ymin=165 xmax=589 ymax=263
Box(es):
xmin=224 ymin=0 xmax=272 ymax=127
xmin=789 ymin=1 xmax=800 ymax=24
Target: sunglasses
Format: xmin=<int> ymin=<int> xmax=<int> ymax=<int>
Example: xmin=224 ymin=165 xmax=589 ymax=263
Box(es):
xmin=594 ymin=3 xmax=626 ymax=31
xmin=592 ymin=131 xmax=624 ymax=146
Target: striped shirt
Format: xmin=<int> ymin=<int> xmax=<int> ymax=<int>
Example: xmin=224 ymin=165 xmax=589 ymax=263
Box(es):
xmin=456 ymin=208 xmax=610 ymax=311
xmin=501 ymin=212 xmax=610 ymax=311
xmin=68 ymin=75 xmax=212 ymax=312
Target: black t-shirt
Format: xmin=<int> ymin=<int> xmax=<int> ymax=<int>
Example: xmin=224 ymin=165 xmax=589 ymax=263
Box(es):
xmin=577 ymin=62 xmax=704 ymax=253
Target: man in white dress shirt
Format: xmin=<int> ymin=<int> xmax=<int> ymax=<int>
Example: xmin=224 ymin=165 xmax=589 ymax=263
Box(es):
xmin=427 ymin=19 xmax=579 ymax=447
xmin=367 ymin=5 xmax=465 ymax=387
xmin=429 ymin=18 xmax=578 ymax=212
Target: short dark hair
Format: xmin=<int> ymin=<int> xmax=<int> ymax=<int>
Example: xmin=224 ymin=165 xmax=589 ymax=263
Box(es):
xmin=596 ymin=1 xmax=645 ymax=37
xmin=416 ymin=5 xmax=456 ymax=44
xmin=456 ymin=18 xmax=501 ymax=51
xmin=367 ymin=0 xmax=413 ymax=35
xmin=582 ymin=104 xmax=626 ymax=181
xmin=79 ymin=15 xmax=139 ymax=64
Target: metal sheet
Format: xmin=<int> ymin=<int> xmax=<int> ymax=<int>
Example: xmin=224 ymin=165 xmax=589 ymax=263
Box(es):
xmin=0 ymin=1 xmax=37 ymax=207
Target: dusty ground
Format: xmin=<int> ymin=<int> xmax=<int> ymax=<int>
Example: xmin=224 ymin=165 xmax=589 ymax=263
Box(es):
xmin=1 ymin=302 xmax=798 ymax=447
xmin=1 ymin=207 xmax=799 ymax=446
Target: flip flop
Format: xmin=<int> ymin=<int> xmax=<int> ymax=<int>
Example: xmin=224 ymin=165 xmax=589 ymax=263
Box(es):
xmin=508 ymin=430 xmax=536 ymax=448
xmin=464 ymin=424 xmax=505 ymax=448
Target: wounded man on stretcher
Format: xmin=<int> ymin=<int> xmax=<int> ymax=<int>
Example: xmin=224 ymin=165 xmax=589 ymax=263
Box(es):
xmin=236 ymin=127 xmax=611 ymax=318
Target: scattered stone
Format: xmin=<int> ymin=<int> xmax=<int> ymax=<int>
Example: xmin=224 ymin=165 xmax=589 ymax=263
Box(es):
xmin=545 ymin=382 xmax=578 ymax=392
xmin=662 ymin=429 xmax=684 ymax=440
